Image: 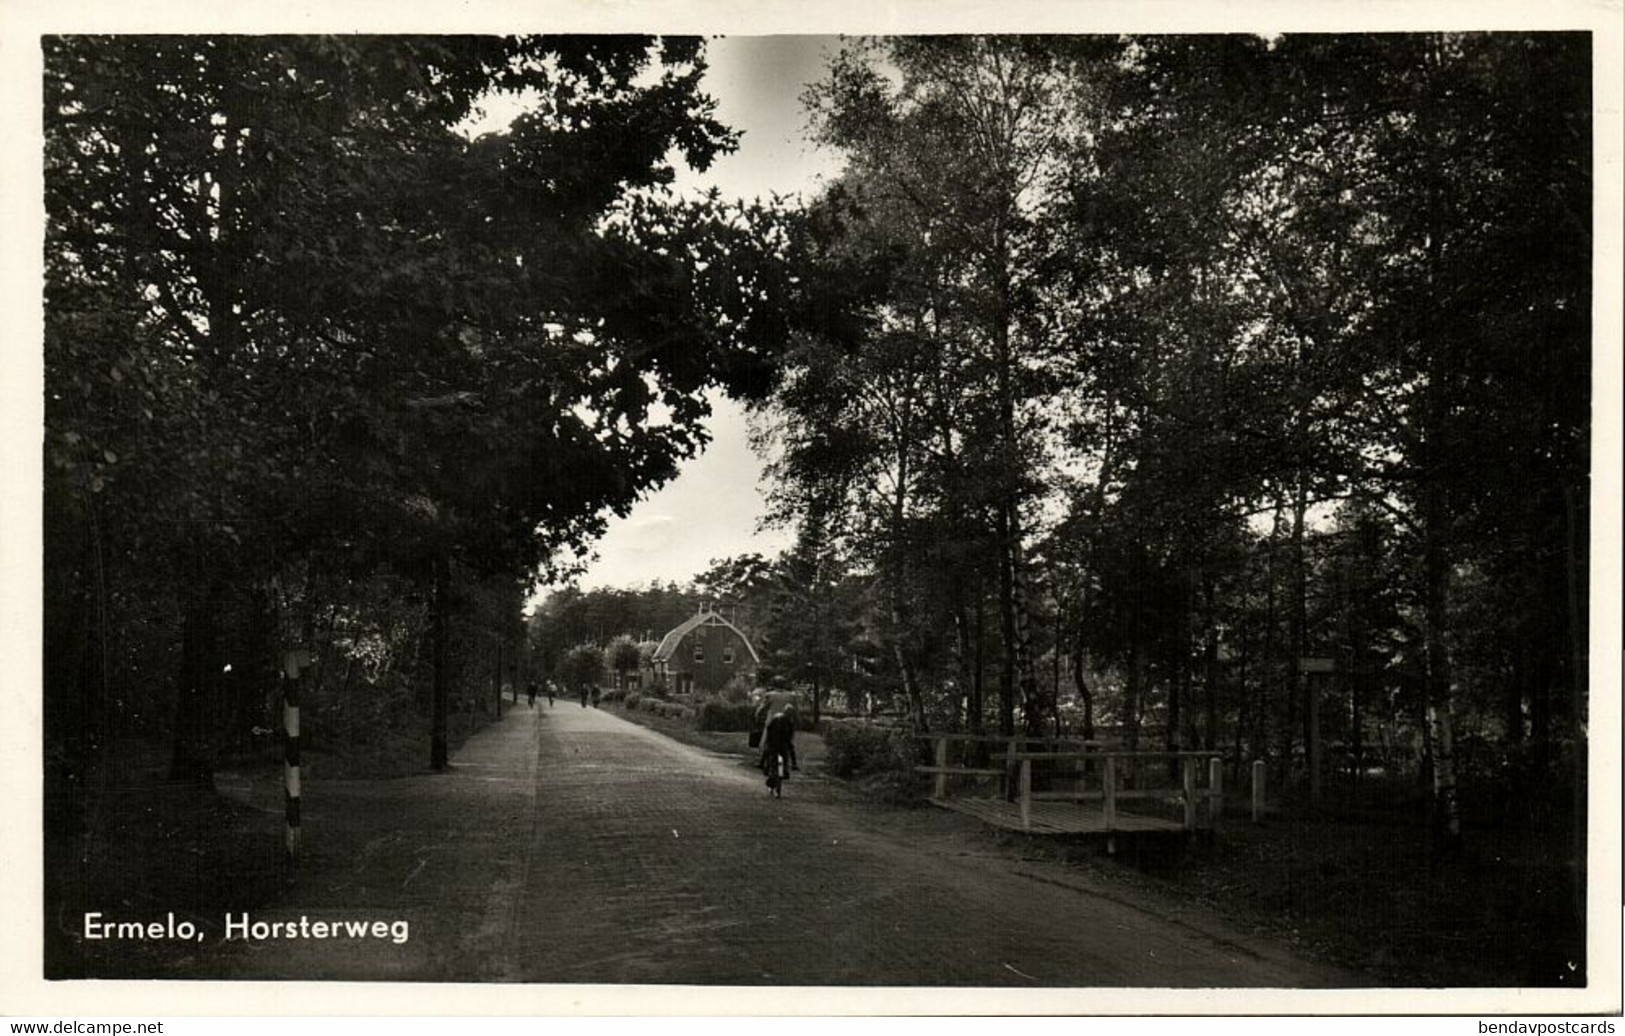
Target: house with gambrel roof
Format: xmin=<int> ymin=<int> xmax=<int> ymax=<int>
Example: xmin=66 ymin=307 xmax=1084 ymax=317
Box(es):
xmin=649 ymin=605 xmax=759 ymax=695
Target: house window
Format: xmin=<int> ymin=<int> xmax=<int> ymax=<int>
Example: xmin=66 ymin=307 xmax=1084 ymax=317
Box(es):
xmin=693 ymin=643 xmax=704 ymax=663
xmin=723 ymin=646 xmax=735 ymax=665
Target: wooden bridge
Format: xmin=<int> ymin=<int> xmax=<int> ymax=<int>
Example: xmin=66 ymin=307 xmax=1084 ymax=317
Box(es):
xmin=915 ymin=734 xmax=1228 ymax=836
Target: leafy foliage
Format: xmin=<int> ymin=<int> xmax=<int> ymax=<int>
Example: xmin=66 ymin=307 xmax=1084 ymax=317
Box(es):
xmin=43 ymin=35 xmax=791 ymax=783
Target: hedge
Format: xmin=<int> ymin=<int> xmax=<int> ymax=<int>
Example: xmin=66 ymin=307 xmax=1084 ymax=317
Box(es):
xmin=695 ymin=698 xmax=756 ymax=732
xmin=822 ymin=723 xmax=916 ymax=779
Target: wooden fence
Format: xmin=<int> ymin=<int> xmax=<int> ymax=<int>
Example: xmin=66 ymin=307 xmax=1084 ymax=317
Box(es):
xmin=915 ymin=733 xmax=1228 ymax=835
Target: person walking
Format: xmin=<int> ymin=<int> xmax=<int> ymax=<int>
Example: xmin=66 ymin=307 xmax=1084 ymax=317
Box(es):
xmin=546 ymin=681 xmax=556 ymax=707
xmin=526 ymin=680 xmax=538 ymax=709
xmin=591 ymin=685 xmax=602 ymax=708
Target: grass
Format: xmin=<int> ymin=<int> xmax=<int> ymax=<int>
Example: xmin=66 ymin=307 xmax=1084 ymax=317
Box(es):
xmin=46 ymin=704 xmax=508 ymax=978
xmin=46 ymin=779 xmax=286 ymax=978
xmin=1043 ymin=799 xmax=1586 ymax=987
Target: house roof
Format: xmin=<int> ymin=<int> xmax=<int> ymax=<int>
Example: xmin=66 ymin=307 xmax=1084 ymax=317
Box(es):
xmin=651 ymin=609 xmax=760 ymax=665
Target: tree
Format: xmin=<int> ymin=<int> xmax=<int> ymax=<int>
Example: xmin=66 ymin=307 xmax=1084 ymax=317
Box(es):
xmin=44 ymin=35 xmax=793 ymax=783
xmin=607 ymin=635 xmax=643 ymax=691
xmin=758 ymin=510 xmax=860 ymax=725
xmin=1034 ymin=32 xmax=1589 ymax=837
xmin=694 ymin=553 xmax=778 ymax=642
xmin=558 ymin=644 xmax=607 ymax=696
xmin=799 ymin=38 xmax=1110 ymax=736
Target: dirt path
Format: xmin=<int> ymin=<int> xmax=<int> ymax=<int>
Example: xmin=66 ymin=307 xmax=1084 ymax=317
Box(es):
xmin=201 ymin=703 xmax=1357 ymax=986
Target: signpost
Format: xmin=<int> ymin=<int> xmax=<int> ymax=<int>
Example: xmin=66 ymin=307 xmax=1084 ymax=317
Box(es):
xmin=282 ymin=647 xmax=312 ymax=862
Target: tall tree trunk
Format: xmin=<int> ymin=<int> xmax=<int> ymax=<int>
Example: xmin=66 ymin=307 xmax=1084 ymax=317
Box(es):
xmin=972 ymin=576 xmax=986 ymax=738
xmin=1290 ymin=479 xmax=1309 ymax=781
xmin=1416 ymin=40 xmax=1461 ymax=848
xmin=952 ymin=579 xmax=974 ymax=735
xmin=1050 ymin=611 xmax=1063 ymax=739
xmin=887 ymin=429 xmax=926 ymax=735
xmin=1507 ymin=631 xmax=1528 ymax=746
xmin=988 ymin=211 xmax=1044 ymax=739
xmin=1350 ymin=603 xmax=1366 ymax=801
xmin=169 ymin=555 xmax=218 ymax=785
xmin=1204 ymin=629 xmax=1220 ymax=752
xmin=1561 ymin=483 xmax=1587 ymax=739
xmin=1200 ymin=572 xmax=1219 ymax=751
xmin=1127 ymin=557 xmax=1146 ymax=754
xmin=997 ymin=511 xmax=1017 ymax=738
xmin=1422 ymin=489 xmax=1461 ymax=847
xmin=1008 ymin=508 xmax=1043 ymax=737
xmin=891 ymin=633 xmax=928 ymax=736
xmin=430 ymin=552 xmax=450 ymax=772
xmin=1562 ymin=482 xmax=1587 ymax=934
xmin=1167 ymin=592 xmax=1187 ymax=784
xmin=1240 ymin=617 xmax=1258 ymax=771
xmin=1069 ymin=636 xmax=1094 ymax=742
xmin=1264 ymin=533 xmax=1285 ymax=771
xmin=45 ymin=518 xmax=102 ymax=833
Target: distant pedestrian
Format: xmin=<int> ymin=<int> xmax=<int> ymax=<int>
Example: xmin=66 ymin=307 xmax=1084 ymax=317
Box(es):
xmin=546 ymin=681 xmax=556 ymax=707
xmin=591 ymin=685 xmax=602 ymax=708
xmin=759 ymin=707 xmax=799 ymax=799
xmin=526 ymin=680 xmax=537 ymax=709
xmin=579 ymin=685 xmax=589 ymax=708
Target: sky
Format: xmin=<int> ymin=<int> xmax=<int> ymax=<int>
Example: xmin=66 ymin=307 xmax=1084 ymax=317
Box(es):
xmin=541 ymin=36 xmax=847 ymax=596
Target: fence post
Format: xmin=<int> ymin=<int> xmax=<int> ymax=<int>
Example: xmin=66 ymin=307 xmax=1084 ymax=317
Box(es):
xmin=933 ymin=737 xmax=949 ymax=800
xmin=1181 ymin=756 xmax=1197 ymax=831
xmin=1019 ymin=759 xmax=1032 ymax=832
xmin=1004 ymin=739 xmax=1018 ymax=800
xmin=1252 ymin=759 xmax=1267 ymax=823
xmin=1102 ymin=755 xmax=1117 ymax=831
xmin=1209 ymin=756 xmax=1224 ymax=824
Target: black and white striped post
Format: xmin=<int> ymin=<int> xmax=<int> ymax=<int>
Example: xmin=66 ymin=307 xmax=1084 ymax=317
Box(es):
xmin=282 ymin=647 xmax=312 ymax=861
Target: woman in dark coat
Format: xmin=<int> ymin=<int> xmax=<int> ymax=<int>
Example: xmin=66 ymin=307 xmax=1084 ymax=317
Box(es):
xmin=759 ymin=708 xmax=798 ymax=799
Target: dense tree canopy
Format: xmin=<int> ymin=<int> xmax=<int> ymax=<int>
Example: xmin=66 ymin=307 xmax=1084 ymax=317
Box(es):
xmin=45 ymin=31 xmax=1592 ymax=853
xmin=753 ymin=32 xmax=1591 ymax=843
xmin=44 ymin=35 xmax=791 ymax=782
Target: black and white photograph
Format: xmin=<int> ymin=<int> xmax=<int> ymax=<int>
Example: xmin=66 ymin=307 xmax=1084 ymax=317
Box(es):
xmin=4 ymin=0 xmax=1621 ymax=1018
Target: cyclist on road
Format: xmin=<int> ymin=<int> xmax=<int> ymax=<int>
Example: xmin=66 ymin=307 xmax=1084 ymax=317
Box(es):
xmin=759 ymin=706 xmax=799 ymax=799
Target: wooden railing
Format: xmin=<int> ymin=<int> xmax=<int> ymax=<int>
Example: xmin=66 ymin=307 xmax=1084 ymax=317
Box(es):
xmin=1010 ymin=750 xmax=1224 ymax=832
xmin=915 ymin=733 xmax=1226 ymax=833
xmin=913 ymin=732 xmax=1102 ymax=800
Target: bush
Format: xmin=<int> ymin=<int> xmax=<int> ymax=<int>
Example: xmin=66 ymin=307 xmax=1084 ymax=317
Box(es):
xmin=694 ymin=697 xmax=756 ymax=732
xmin=718 ymin=674 xmax=755 ymax=703
xmin=823 ymin=723 xmax=915 ymax=779
xmin=600 ymin=688 xmax=625 ymax=704
xmin=623 ymin=692 xmax=642 ymax=710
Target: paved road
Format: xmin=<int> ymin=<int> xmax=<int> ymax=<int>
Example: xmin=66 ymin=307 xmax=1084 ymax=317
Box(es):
xmin=212 ymin=703 xmax=1354 ymax=986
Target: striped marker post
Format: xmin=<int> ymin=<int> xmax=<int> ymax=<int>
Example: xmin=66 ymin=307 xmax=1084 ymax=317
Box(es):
xmin=282 ymin=648 xmax=312 ymax=860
